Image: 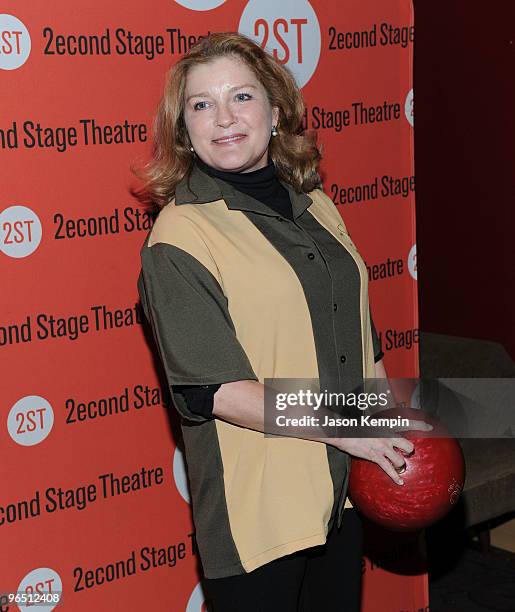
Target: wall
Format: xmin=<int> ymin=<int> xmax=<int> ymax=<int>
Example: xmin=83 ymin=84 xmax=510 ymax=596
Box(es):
xmin=413 ymin=0 xmax=515 ymax=360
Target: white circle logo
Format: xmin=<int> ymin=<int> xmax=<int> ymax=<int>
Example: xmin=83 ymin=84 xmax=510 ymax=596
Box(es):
xmin=0 ymin=205 xmax=42 ymax=258
xmin=8 ymin=396 xmax=55 ymax=446
xmin=17 ymin=568 xmax=62 ymax=612
xmin=405 ymin=88 xmax=414 ymax=127
xmin=407 ymin=243 xmax=417 ymax=280
xmin=186 ymin=581 xmax=208 ymax=612
xmin=173 ymin=445 xmax=191 ymax=504
xmin=0 ymin=15 xmax=31 ymax=70
xmin=174 ymin=0 xmax=225 ymax=10
xmin=239 ymin=0 xmax=321 ymax=88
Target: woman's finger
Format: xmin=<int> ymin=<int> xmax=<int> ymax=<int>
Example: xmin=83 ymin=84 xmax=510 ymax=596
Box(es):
xmin=384 ymin=446 xmax=407 ymax=470
xmin=370 ymin=449 xmax=404 ymax=485
xmin=390 ymin=436 xmax=414 ymax=455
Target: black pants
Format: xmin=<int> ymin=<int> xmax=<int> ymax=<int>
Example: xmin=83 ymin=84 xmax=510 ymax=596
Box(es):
xmin=201 ymin=508 xmax=363 ymax=612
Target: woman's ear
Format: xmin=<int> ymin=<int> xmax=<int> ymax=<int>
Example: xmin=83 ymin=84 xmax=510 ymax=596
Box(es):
xmin=272 ymin=106 xmax=280 ymax=128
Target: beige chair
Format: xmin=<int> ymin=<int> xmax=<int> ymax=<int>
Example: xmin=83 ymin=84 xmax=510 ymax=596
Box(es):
xmin=419 ymin=332 xmax=515 ymax=546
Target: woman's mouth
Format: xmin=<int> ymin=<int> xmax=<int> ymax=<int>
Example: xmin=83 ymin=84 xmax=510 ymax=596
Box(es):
xmin=212 ymin=134 xmax=247 ymax=145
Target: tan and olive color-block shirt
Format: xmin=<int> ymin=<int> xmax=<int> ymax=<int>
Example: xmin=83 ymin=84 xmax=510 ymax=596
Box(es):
xmin=138 ymin=164 xmax=381 ymax=578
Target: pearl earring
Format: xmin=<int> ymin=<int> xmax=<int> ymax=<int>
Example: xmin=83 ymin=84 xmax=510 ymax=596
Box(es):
xmin=271 ymin=125 xmax=278 ymax=137
xmin=189 ymin=146 xmax=194 ymax=152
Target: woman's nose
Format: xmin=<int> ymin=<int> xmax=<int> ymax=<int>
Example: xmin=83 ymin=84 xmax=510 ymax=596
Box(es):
xmin=216 ymin=104 xmax=236 ymax=128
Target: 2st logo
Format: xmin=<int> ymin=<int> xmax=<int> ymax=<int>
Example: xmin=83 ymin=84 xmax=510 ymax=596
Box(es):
xmin=173 ymin=445 xmax=191 ymax=504
xmin=408 ymin=243 xmax=417 ymax=280
xmin=254 ymin=17 xmax=308 ymax=65
xmin=0 ymin=14 xmax=31 ymax=70
xmin=405 ymin=88 xmax=414 ymax=126
xmin=239 ymin=0 xmax=321 ymax=88
xmin=17 ymin=568 xmax=62 ymax=612
xmin=0 ymin=205 xmax=42 ymax=258
xmin=8 ymin=396 xmax=55 ymax=446
xmin=186 ymin=582 xmax=208 ymax=612
xmin=174 ymin=0 xmax=225 ymax=10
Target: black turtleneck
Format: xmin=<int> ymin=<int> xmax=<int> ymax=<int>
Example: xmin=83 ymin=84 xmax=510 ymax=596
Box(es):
xmin=174 ymin=159 xmax=294 ymax=420
xmin=196 ymin=158 xmax=294 ymax=221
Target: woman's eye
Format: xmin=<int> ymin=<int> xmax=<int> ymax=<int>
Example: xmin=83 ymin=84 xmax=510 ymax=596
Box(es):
xmin=193 ymin=101 xmax=209 ymax=111
xmin=235 ymin=92 xmax=252 ymax=102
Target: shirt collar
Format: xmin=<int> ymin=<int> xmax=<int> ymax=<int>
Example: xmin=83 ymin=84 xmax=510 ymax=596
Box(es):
xmin=175 ymin=163 xmax=313 ymax=220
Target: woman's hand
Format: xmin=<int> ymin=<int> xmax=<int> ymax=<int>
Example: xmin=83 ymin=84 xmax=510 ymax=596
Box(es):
xmin=334 ymin=437 xmax=414 ymax=485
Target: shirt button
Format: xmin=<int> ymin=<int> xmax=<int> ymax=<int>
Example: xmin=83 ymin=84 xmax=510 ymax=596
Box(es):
xmin=340 ymin=355 xmax=347 ymax=364
xmin=333 ymin=303 xmax=338 ymax=311
xmin=307 ymin=252 xmax=315 ymax=260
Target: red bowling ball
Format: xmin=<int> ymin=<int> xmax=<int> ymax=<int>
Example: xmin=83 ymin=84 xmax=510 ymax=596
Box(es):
xmin=348 ymin=408 xmax=466 ymax=531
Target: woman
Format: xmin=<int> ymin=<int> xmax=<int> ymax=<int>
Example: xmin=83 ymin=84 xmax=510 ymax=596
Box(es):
xmin=137 ymin=32 xmax=414 ymax=611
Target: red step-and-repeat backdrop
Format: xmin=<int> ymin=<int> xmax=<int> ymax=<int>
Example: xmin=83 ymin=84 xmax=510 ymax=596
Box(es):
xmin=1 ymin=1 xmax=423 ymax=610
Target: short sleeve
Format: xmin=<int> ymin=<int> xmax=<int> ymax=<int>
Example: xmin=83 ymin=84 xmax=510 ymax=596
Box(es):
xmin=138 ymin=239 xmax=258 ymax=422
xmin=370 ymin=311 xmax=384 ymax=363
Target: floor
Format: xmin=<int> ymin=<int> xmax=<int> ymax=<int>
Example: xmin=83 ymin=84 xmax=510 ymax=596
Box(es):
xmin=429 ymin=544 xmax=515 ymax=611
xmin=428 ymin=514 xmax=515 ymax=611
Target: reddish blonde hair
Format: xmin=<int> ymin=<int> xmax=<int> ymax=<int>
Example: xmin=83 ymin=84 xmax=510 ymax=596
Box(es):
xmin=134 ymin=32 xmax=322 ymax=209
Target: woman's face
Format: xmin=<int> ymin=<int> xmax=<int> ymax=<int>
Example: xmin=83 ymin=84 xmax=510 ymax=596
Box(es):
xmin=183 ymin=55 xmax=279 ymax=173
